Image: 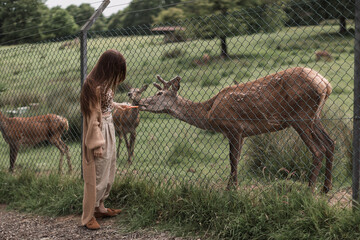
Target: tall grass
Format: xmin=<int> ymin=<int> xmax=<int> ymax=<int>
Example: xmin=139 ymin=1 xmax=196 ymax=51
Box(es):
xmin=0 ymin=170 xmax=359 ymax=239
xmin=246 ymin=106 xmax=353 ymax=189
xmin=0 ymin=23 xmax=355 ymax=195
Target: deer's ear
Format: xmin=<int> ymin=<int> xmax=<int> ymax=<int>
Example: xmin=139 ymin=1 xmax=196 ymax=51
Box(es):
xmin=140 ymin=84 xmax=149 ymax=92
xmin=153 ymin=83 xmax=162 ymax=90
xmin=171 ymin=76 xmax=181 ymax=92
xmin=140 ymin=84 xmax=148 ymax=92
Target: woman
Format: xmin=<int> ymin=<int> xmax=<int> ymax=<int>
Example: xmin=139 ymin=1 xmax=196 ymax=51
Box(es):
xmin=80 ymin=49 xmax=131 ymax=230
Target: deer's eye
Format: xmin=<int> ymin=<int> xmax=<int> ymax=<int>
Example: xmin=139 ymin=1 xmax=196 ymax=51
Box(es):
xmin=156 ymin=91 xmax=163 ymax=96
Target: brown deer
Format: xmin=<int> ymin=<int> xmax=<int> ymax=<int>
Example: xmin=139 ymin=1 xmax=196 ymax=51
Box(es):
xmin=315 ymin=50 xmax=333 ymax=62
xmin=192 ymin=54 xmax=211 ymax=66
xmin=0 ymin=111 xmax=72 ymax=174
xmin=138 ymin=67 xmax=335 ymax=193
xmin=59 ymin=37 xmax=80 ymax=50
xmin=113 ymin=84 xmax=148 ymax=163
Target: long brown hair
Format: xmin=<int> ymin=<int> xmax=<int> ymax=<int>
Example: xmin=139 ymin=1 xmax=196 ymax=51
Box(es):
xmin=80 ymin=49 xmax=126 ymax=116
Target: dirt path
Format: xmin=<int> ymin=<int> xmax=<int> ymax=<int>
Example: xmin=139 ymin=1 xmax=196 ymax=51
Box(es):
xmin=0 ymin=205 xmax=184 ymax=240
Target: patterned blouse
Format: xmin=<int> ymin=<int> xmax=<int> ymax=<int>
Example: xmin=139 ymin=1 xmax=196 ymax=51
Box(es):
xmin=100 ymin=88 xmax=114 ymax=114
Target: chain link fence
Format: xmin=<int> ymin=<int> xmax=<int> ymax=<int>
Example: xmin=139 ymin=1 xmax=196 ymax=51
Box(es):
xmin=0 ymin=0 xmax=356 ymax=207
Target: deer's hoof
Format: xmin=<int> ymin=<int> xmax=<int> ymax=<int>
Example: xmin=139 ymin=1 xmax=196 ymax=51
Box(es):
xmin=321 ymin=185 xmax=332 ymax=194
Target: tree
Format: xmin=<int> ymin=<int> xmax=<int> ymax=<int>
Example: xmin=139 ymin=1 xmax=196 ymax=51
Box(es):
xmin=284 ymin=0 xmax=354 ymax=33
xmin=0 ymin=0 xmax=47 ymax=44
xmin=119 ymin=0 xmax=181 ymax=30
xmin=42 ymin=7 xmax=78 ymax=39
xmin=66 ymin=4 xmax=107 ymax=31
xmin=315 ymin=0 xmax=355 ymax=34
xmin=180 ymin=0 xmax=285 ymax=58
xmin=153 ymin=7 xmax=186 ymax=24
xmin=107 ymin=11 xmax=125 ymax=30
xmin=66 ymin=4 xmax=94 ymax=27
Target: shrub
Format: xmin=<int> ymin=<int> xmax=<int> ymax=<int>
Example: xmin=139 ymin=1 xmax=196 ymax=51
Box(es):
xmin=46 ymin=85 xmax=81 ymax=141
xmin=0 ymin=91 xmax=43 ymax=108
xmin=246 ymin=106 xmax=352 ymax=182
xmin=161 ymin=48 xmax=183 ymax=59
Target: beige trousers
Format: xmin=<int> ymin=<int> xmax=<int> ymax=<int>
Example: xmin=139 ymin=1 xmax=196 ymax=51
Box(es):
xmin=95 ymin=114 xmax=116 ymax=207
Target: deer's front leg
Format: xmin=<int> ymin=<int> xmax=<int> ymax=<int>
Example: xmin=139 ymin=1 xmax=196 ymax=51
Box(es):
xmin=129 ymin=131 xmax=136 ymax=164
xmin=9 ymin=143 xmax=19 ymax=173
xmin=227 ymin=134 xmax=244 ymax=190
xmin=122 ymin=132 xmax=131 ymax=163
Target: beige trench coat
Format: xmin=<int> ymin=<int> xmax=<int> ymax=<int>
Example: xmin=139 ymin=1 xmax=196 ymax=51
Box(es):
xmin=81 ymin=87 xmax=105 ymax=225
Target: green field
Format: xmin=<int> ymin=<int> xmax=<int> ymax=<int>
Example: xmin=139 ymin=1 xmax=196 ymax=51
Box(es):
xmin=0 ymin=22 xmax=355 ymax=200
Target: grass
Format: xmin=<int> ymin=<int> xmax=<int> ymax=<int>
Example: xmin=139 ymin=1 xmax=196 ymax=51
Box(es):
xmin=0 ymin=170 xmax=359 ymax=239
xmin=247 ymin=106 xmax=353 ymax=189
xmin=0 ymin=22 xmax=356 ymax=207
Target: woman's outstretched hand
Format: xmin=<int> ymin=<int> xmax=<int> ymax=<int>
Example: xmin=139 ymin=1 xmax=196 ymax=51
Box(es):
xmin=113 ymin=103 xmax=138 ymax=110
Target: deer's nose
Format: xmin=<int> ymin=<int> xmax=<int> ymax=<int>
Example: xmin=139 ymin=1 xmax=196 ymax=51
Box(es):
xmin=127 ymin=93 xmax=132 ymax=97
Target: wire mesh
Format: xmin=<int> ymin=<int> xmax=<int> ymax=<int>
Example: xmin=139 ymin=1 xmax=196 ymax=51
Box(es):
xmin=0 ymin=0 xmax=355 ymax=207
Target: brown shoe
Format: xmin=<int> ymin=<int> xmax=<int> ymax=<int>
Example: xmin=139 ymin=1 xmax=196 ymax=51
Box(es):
xmin=94 ymin=208 xmax=118 ymax=218
xmin=108 ymin=208 xmax=122 ymax=215
xmin=85 ymin=217 xmax=100 ymax=230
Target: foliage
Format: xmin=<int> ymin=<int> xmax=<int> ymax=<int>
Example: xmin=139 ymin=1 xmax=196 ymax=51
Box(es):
xmin=0 ymin=22 xmax=354 ymax=183
xmin=285 ymin=0 xmax=355 ymax=33
xmin=107 ymin=10 xmax=126 ymax=30
xmin=121 ymin=0 xmax=182 ymax=30
xmin=66 ymin=4 xmax=94 ymax=27
xmin=247 ymin=106 xmax=353 ymax=184
xmin=0 ymin=170 xmax=83 ymax=216
xmin=0 ymin=84 xmax=6 ymax=93
xmin=179 ymin=0 xmax=287 ymax=57
xmin=0 ymin=0 xmax=353 ymax=46
xmin=153 ymin=7 xmax=186 ymax=24
xmin=0 ymin=171 xmax=359 ymax=239
xmin=0 ymin=0 xmax=46 ymax=44
xmin=41 ymin=7 xmax=78 ymax=39
xmin=66 ymin=3 xmax=107 ymax=31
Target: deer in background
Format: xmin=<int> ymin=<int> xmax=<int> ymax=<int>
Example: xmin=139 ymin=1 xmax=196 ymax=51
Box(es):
xmin=113 ymin=84 xmax=148 ymax=164
xmin=138 ymin=67 xmax=335 ymax=193
xmin=0 ymin=111 xmax=72 ymax=174
xmin=315 ymin=50 xmax=333 ymax=62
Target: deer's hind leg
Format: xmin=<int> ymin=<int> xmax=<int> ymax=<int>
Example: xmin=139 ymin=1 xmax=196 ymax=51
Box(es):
xmin=9 ymin=143 xmax=19 ymax=173
xmin=129 ymin=131 xmax=136 ymax=164
xmin=227 ymin=133 xmax=244 ymax=190
xmin=122 ymin=132 xmax=132 ymax=164
xmin=116 ymin=132 xmax=123 ymax=159
xmin=292 ymin=122 xmax=326 ymax=192
xmin=49 ymin=137 xmax=67 ymax=174
xmin=314 ymin=122 xmax=335 ymax=193
xmin=60 ymin=140 xmax=72 ymax=174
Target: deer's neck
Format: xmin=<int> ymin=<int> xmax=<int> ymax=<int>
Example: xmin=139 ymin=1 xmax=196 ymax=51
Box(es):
xmin=168 ymin=96 xmax=213 ymax=130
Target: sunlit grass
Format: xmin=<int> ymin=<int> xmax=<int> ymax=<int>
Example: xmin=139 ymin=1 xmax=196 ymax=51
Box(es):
xmin=0 ymin=23 xmax=355 ymax=195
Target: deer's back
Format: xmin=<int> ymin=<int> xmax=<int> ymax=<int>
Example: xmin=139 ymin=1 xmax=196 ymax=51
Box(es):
xmin=208 ymin=67 xmax=331 ymax=135
xmin=6 ymin=114 xmax=68 ymax=144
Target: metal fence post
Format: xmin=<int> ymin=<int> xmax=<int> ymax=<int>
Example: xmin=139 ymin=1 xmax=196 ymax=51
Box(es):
xmin=353 ymin=0 xmax=360 ymax=208
xmin=80 ymin=0 xmax=110 ymax=178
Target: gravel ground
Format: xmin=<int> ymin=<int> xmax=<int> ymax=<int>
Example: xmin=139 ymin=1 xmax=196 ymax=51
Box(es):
xmin=0 ymin=205 xmax=186 ymax=240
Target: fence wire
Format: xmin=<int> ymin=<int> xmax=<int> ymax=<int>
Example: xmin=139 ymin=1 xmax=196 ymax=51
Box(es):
xmin=0 ymin=0 xmax=356 ymax=207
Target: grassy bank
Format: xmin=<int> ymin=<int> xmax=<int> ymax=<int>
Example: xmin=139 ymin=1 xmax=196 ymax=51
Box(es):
xmin=0 ymin=22 xmax=354 ymax=166
xmin=0 ymin=170 xmax=359 ymax=239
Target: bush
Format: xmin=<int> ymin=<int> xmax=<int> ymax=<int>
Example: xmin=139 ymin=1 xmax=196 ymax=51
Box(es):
xmin=161 ymin=48 xmax=183 ymax=59
xmin=246 ymin=106 xmax=352 ymax=182
xmin=0 ymin=91 xmax=44 ymax=108
xmin=46 ymin=85 xmax=81 ymax=141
